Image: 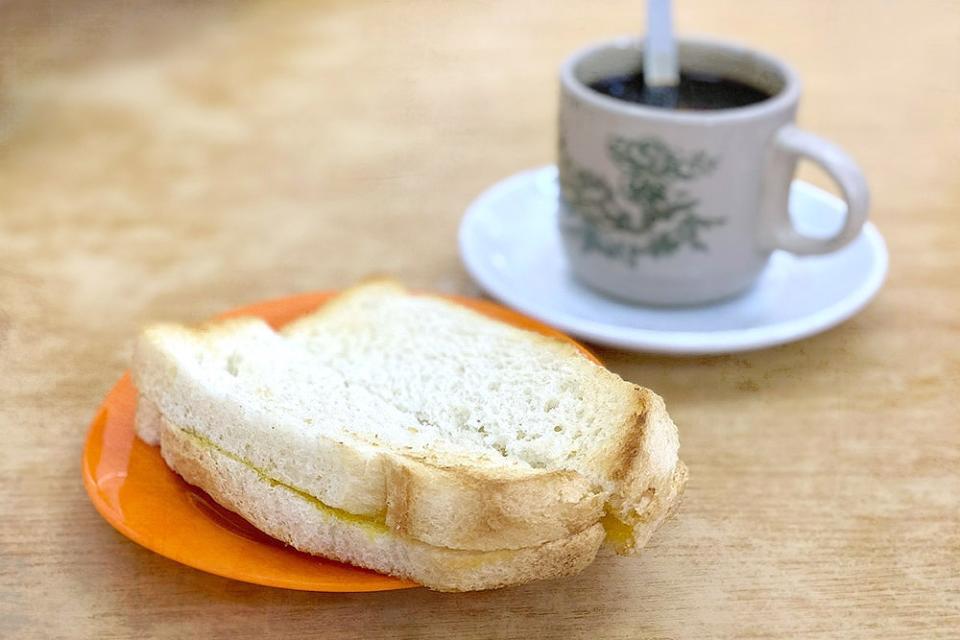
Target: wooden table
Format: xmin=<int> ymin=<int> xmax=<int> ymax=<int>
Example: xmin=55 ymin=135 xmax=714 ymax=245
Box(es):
xmin=2 ymin=1 xmax=957 ymax=637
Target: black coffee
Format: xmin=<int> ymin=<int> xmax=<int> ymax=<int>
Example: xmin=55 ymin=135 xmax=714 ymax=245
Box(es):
xmin=588 ymin=70 xmax=772 ymax=110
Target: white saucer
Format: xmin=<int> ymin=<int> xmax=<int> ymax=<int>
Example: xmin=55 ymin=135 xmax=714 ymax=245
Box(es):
xmin=459 ymin=166 xmax=887 ymax=355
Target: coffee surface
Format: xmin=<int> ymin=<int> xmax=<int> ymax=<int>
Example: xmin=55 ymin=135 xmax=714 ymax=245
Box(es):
xmin=588 ymin=70 xmax=772 ymax=110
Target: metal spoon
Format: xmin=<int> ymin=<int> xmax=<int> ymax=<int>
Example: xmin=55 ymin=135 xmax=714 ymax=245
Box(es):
xmin=642 ymin=0 xmax=679 ymax=108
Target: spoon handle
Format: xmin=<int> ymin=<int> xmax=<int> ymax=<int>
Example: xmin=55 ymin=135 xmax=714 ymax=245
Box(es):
xmin=644 ymin=0 xmax=678 ymax=87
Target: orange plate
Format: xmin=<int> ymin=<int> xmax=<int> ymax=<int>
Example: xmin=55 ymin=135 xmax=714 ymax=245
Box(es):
xmin=82 ymin=291 xmax=599 ymax=592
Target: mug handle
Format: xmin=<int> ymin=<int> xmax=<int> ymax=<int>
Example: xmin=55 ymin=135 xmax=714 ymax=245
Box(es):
xmin=759 ymin=124 xmax=870 ymax=255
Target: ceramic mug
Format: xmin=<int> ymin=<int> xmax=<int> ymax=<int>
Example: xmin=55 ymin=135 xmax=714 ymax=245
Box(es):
xmin=558 ymin=37 xmax=870 ymax=305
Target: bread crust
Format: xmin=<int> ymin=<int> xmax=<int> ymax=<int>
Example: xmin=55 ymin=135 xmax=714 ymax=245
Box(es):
xmin=159 ymin=419 xmax=605 ymax=592
xmin=602 ymin=388 xmax=688 ymax=554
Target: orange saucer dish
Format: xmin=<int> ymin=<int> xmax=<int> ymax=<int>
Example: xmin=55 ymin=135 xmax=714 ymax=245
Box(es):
xmin=82 ymin=291 xmax=598 ymax=592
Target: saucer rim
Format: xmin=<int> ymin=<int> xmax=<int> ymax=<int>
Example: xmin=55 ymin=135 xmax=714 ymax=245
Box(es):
xmin=459 ymin=166 xmax=888 ymax=355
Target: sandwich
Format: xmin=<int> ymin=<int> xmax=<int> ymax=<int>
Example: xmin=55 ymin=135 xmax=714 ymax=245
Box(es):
xmin=132 ymin=280 xmax=687 ymax=591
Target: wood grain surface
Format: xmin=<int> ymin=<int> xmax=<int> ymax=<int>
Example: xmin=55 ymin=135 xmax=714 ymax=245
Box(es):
xmin=1 ymin=1 xmax=958 ymax=638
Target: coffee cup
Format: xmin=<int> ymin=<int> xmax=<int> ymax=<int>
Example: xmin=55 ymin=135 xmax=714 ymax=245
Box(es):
xmin=558 ymin=37 xmax=869 ymax=305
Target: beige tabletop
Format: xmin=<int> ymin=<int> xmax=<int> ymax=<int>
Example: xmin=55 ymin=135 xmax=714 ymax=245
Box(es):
xmin=2 ymin=1 xmax=958 ymax=638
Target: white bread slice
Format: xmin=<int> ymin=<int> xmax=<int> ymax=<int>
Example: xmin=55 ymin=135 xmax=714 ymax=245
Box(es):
xmin=158 ymin=417 xmax=606 ymax=592
xmin=133 ymin=281 xmax=686 ymax=555
xmin=133 ymin=323 xmax=603 ymax=551
xmin=283 ymin=281 xmax=687 ymax=553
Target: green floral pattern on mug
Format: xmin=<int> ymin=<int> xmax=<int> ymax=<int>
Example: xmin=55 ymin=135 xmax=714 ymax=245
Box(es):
xmin=559 ymin=136 xmax=724 ymax=264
